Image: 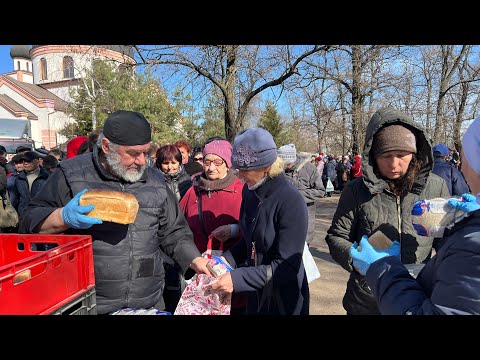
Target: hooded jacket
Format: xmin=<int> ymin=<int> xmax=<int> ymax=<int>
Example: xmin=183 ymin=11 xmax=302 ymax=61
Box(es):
xmin=325 ymin=107 xmax=450 ymax=315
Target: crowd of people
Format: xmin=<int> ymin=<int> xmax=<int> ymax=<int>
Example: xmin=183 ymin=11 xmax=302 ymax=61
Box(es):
xmin=0 ymin=106 xmax=479 ymax=315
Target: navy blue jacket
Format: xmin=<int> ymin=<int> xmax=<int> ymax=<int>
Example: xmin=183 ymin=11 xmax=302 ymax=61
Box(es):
xmin=322 ymin=161 xmax=336 ymax=181
xmin=366 ymin=209 xmax=480 ymax=315
xmin=223 ymin=172 xmax=309 ymax=315
xmin=432 ymin=158 xmax=469 ymax=196
xmin=13 ymin=167 xmax=50 ymax=216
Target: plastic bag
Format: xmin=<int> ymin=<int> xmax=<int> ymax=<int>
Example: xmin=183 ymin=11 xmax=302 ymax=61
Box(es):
xmin=411 ymin=197 xmax=467 ymax=237
xmin=174 ymin=274 xmax=231 ymax=315
xmin=110 ymin=308 xmax=171 ymax=315
xmin=326 ymin=178 xmax=334 ymax=193
xmin=303 ymin=242 xmax=320 ymax=283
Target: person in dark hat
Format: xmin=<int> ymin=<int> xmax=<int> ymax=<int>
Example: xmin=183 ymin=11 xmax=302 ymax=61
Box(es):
xmin=19 ymin=109 xmax=211 ymax=315
xmin=325 ymin=107 xmax=450 ymax=315
xmin=208 ymin=127 xmax=310 ymax=315
xmin=15 ymin=145 xmax=32 ymax=154
xmin=11 ymin=151 xmax=50 ymax=217
xmin=42 ymin=155 xmax=59 ymax=174
xmin=431 ymin=143 xmax=469 ymax=196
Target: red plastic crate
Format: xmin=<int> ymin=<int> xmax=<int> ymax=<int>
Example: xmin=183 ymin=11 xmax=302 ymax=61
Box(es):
xmin=0 ymin=234 xmax=95 ymax=315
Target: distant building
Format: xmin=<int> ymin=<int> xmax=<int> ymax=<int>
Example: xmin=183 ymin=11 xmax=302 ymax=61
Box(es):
xmin=0 ymin=45 xmax=135 ymax=150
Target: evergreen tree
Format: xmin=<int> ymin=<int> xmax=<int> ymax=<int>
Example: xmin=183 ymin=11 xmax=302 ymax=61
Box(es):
xmin=199 ymin=90 xmax=226 ymax=146
xmin=257 ymin=101 xmax=289 ymax=146
xmin=65 ymin=60 xmax=182 ymax=144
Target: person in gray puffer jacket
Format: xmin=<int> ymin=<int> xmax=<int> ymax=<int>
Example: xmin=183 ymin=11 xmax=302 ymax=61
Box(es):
xmin=278 ymin=144 xmax=325 ymax=245
xmin=325 ymin=107 xmax=450 ymax=315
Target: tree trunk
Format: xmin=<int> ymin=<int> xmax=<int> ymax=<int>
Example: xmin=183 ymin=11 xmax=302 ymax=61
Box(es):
xmin=351 ymin=46 xmax=364 ymax=151
xmin=224 ymin=46 xmax=238 ymax=142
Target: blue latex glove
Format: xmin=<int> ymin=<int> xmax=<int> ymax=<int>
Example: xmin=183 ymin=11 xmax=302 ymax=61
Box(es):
xmin=62 ymin=189 xmax=103 ymax=229
xmin=447 ymin=193 xmax=480 ymax=213
xmin=350 ymin=235 xmax=400 ymax=275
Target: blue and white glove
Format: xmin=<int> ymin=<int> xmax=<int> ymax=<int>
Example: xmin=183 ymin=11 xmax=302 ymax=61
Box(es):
xmin=447 ymin=193 xmax=480 ymax=213
xmin=350 ymin=235 xmax=400 ymax=275
xmin=62 ymin=189 xmax=103 ymax=229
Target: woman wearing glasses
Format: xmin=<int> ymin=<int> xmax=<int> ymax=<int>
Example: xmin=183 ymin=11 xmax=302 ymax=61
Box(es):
xmin=179 ymin=139 xmax=246 ymax=313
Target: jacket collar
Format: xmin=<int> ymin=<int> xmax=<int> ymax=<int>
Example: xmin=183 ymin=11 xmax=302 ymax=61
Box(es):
xmin=250 ymin=172 xmax=286 ymax=201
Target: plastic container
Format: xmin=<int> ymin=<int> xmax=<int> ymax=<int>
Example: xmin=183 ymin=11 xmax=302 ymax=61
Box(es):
xmin=0 ymin=234 xmax=95 ymax=315
xmin=411 ymin=197 xmax=467 ymax=237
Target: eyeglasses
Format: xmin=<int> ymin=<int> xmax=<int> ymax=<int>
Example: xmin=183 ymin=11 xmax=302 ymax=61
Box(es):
xmin=193 ymin=157 xmax=204 ymax=162
xmin=203 ymin=159 xmax=224 ymax=167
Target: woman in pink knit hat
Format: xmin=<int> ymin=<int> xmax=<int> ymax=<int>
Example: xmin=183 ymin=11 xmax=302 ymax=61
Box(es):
xmin=179 ymin=138 xmax=246 ymax=314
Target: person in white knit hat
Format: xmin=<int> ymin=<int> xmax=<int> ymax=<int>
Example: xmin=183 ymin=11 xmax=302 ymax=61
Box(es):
xmin=278 ymin=143 xmax=325 ymax=246
xmin=349 ymin=115 xmax=480 ymax=314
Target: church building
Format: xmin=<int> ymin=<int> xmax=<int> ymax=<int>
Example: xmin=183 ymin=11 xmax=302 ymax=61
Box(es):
xmin=0 ymin=45 xmax=135 ymax=151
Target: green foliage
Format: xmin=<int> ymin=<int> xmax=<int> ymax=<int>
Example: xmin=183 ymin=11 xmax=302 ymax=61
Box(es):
xmin=64 ymin=60 xmax=183 ymax=144
xmin=257 ymin=101 xmax=289 ymax=146
xmin=198 ymin=90 xmax=226 ymax=146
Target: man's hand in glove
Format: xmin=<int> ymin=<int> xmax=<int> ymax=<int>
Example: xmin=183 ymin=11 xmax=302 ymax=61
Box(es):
xmin=350 ymin=235 xmax=400 ymax=275
xmin=62 ymin=189 xmax=103 ymax=229
xmin=448 ymin=193 xmax=480 ymax=213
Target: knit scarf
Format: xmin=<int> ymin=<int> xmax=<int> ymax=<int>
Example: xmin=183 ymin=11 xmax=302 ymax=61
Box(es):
xmin=194 ymin=169 xmax=237 ymax=193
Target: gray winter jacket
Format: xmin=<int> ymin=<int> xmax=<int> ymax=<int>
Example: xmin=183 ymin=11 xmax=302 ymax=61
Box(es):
xmin=325 ymin=107 xmax=450 ymax=315
xmin=284 ymin=157 xmax=325 ymax=204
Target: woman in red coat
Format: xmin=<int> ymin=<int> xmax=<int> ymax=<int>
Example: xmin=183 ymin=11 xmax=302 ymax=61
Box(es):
xmin=180 ymin=139 xmax=246 ymax=313
xmin=180 ymin=139 xmax=244 ymax=254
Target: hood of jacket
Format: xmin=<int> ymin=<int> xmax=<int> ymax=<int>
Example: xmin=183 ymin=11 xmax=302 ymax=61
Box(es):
xmin=361 ymin=107 xmax=434 ymax=195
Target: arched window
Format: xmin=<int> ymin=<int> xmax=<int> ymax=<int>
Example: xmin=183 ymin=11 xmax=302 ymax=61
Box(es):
xmin=17 ymin=61 xmax=20 ymax=70
xmin=40 ymin=58 xmax=48 ymax=80
xmin=26 ymin=62 xmax=29 ymax=72
xmin=63 ymin=56 xmax=74 ymax=78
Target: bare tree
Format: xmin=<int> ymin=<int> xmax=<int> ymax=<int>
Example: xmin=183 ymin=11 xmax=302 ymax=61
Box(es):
xmin=133 ymin=45 xmax=330 ymax=141
xmin=433 ymin=45 xmax=468 ymax=143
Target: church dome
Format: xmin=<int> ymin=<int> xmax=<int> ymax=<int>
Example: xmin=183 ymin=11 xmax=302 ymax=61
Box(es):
xmin=10 ymin=45 xmax=31 ymax=59
xmin=31 ymin=45 xmax=135 ymax=59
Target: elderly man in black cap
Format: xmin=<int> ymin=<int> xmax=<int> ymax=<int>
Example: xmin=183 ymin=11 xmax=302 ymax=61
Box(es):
xmin=19 ymin=110 xmax=210 ymax=314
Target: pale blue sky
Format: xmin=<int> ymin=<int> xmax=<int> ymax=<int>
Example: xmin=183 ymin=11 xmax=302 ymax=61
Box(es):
xmin=0 ymin=45 xmax=14 ymax=74
xmin=0 ymin=44 xmax=289 ymax=120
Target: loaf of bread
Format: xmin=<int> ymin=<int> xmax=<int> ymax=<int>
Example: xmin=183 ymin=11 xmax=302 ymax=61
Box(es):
xmin=367 ymin=230 xmax=393 ymax=250
xmin=79 ymin=189 xmax=139 ymax=224
xmin=356 ymin=230 xmax=393 ymax=252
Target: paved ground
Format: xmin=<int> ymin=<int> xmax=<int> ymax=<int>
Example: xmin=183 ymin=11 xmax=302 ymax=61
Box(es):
xmin=308 ymin=193 xmax=349 ymax=315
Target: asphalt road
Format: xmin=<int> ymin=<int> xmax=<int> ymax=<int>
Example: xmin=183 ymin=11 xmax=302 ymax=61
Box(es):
xmin=308 ymin=194 xmax=349 ymax=315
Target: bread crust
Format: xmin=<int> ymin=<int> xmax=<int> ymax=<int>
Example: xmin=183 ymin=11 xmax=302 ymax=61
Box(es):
xmin=79 ymin=189 xmax=139 ymax=224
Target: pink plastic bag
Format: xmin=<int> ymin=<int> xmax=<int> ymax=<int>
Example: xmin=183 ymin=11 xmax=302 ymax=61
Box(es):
xmin=174 ymin=274 xmax=231 ymax=315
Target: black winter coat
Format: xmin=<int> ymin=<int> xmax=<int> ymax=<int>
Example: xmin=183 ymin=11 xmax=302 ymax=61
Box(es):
xmin=13 ymin=167 xmax=50 ymax=216
xmin=19 ymin=150 xmax=201 ymax=314
xmin=325 ymin=108 xmax=450 ymax=315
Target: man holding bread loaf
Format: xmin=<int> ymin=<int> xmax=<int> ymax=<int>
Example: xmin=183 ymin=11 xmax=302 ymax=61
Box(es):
xmin=19 ymin=110 xmax=210 ymax=314
xmin=326 ymin=107 xmax=450 ymax=315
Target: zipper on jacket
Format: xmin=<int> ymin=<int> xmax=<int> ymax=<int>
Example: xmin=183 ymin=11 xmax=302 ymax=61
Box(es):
xmin=120 ymin=182 xmax=133 ymax=306
xmin=396 ymin=196 xmax=402 ymax=259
